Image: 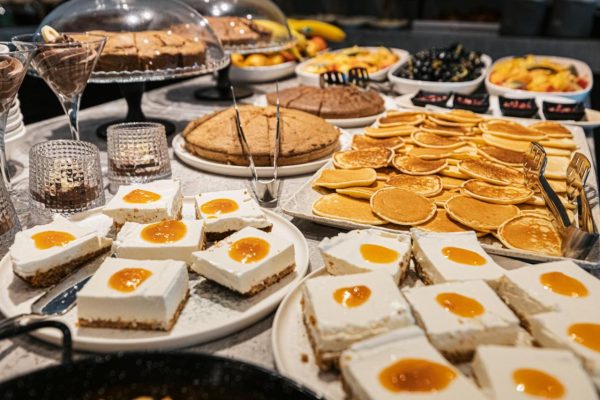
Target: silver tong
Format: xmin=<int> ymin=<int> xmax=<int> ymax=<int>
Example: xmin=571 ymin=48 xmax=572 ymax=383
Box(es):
xmin=319 ymin=67 xmax=370 ymax=89
xmin=523 ymin=143 xmax=598 ymax=259
xmin=566 ymin=153 xmax=596 ymax=234
xmin=231 ymin=85 xmax=281 ymax=207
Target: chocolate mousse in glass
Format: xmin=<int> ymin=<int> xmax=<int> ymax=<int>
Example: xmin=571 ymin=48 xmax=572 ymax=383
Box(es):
xmin=0 ymin=43 xmax=35 ymax=190
xmin=13 ymin=27 xmax=106 ymax=140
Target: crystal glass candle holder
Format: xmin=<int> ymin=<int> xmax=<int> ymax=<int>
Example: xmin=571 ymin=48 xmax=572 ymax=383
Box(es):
xmin=107 ymin=122 xmax=171 ymax=191
xmin=29 ymin=140 xmax=105 ymax=218
xmin=0 ymin=178 xmax=21 ymax=254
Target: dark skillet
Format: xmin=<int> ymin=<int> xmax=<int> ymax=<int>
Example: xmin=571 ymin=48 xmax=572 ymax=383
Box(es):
xmin=0 ymin=320 xmax=322 ymax=400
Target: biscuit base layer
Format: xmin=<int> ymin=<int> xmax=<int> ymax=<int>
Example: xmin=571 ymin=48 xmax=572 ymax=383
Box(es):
xmin=205 ymin=225 xmax=273 ymax=243
xmin=302 ymin=301 xmax=341 ymax=372
xmin=14 ymin=246 xmax=111 ymax=288
xmin=78 ymin=290 xmax=190 ymax=331
xmin=243 ymin=263 xmax=295 ymax=296
xmin=414 ymin=260 xmax=435 ymax=286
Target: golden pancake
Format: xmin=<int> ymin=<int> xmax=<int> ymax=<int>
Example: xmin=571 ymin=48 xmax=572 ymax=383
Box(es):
xmin=312 ymin=193 xmax=387 ymax=225
xmin=462 ymin=179 xmax=534 ymax=205
xmin=479 ymin=120 xmax=546 ymax=141
xmin=421 ymin=120 xmax=473 ymax=136
xmin=476 ymin=145 xmax=524 ymax=167
xmin=370 ymin=187 xmax=436 ymax=225
xmin=497 ymin=214 xmax=561 ymax=256
xmin=375 ymin=167 xmax=397 ymax=181
xmin=548 ymin=179 xmax=567 ymax=193
xmin=427 ymin=115 xmax=476 ymax=128
xmin=445 ymin=195 xmax=520 ymax=231
xmin=544 ymin=156 xmax=569 ymax=180
xmin=481 ymin=133 xmax=532 ymax=153
xmin=314 ymin=168 xmax=377 ymax=189
xmin=529 ymin=121 xmax=573 ymax=138
xmin=377 ymin=111 xmax=425 ymax=127
xmin=538 ymin=137 xmax=577 ymax=150
xmin=440 ymin=176 xmax=467 ymax=189
xmin=518 ymin=204 xmax=551 ymax=216
xmin=364 ymin=125 xmax=417 ymax=138
xmin=411 ymin=131 xmax=466 ymax=149
xmin=430 ymin=188 xmax=461 ymax=206
xmin=336 ymin=181 xmax=387 ymax=199
xmin=386 ymin=174 xmax=443 ymax=197
xmin=458 ymin=158 xmax=524 ymax=186
xmin=407 ymin=146 xmax=476 ymax=160
xmin=525 ymin=194 xmax=576 ymax=210
xmin=392 ymin=155 xmax=448 ymax=175
xmin=416 ymin=209 xmax=471 ymax=233
xmin=351 ymin=135 xmax=405 ymax=150
xmin=440 ymin=165 xmax=470 ymax=179
xmin=332 ymin=148 xmax=393 ymax=169
xmin=435 ymin=110 xmax=483 ymax=124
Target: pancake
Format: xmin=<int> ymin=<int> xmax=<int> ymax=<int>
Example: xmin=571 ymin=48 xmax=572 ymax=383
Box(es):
xmin=314 ymin=168 xmax=377 ymax=189
xmin=458 ymin=158 xmax=524 ymax=186
xmin=529 ymin=121 xmax=573 ymax=138
xmin=544 ymin=156 xmax=569 ymax=180
xmin=548 ymin=179 xmax=567 ymax=193
xmin=392 ymin=155 xmax=448 ymax=175
xmin=386 ymin=174 xmax=443 ymax=197
xmin=538 ymin=137 xmax=577 ymax=150
xmin=406 ymin=146 xmax=475 ymax=160
xmin=377 ymin=111 xmax=425 ymax=127
xmin=364 ymin=125 xmax=417 ymax=138
xmin=411 ymin=131 xmax=466 ymax=149
xmin=427 ymin=115 xmax=476 ymax=128
xmin=370 ymin=187 xmax=436 ymax=225
xmin=336 ymin=181 xmax=387 ymax=199
xmin=416 ymin=209 xmax=471 ymax=233
xmin=481 ymin=133 xmax=532 ymax=153
xmin=351 ymin=135 xmax=405 ymax=150
xmin=435 ymin=110 xmax=483 ymax=124
xmin=332 ymin=148 xmax=393 ymax=169
xmin=525 ymin=194 xmax=576 ymax=210
xmin=375 ymin=167 xmax=397 ymax=181
xmin=497 ymin=214 xmax=562 ymax=256
xmin=440 ymin=176 xmax=467 ymax=189
xmin=312 ymin=193 xmax=387 ymax=225
xmin=445 ymin=195 xmax=520 ymax=231
xmin=430 ymin=189 xmax=461 ymax=206
xmin=476 ymin=145 xmax=524 ymax=167
xmin=462 ymin=179 xmax=534 ymax=205
xmin=421 ymin=120 xmax=473 ymax=136
xmin=479 ymin=120 xmax=546 ymax=141
xmin=440 ymin=165 xmax=470 ymax=179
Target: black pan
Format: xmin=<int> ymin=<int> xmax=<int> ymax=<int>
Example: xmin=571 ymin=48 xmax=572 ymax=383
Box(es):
xmin=0 ymin=319 xmax=322 ymax=400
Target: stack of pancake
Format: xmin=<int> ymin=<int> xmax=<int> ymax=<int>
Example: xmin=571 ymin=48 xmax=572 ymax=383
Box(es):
xmin=312 ymin=109 xmax=578 ymax=257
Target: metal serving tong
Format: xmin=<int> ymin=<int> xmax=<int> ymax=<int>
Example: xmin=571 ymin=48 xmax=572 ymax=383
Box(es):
xmin=524 ymin=142 xmax=598 ymax=259
xmin=566 ymin=153 xmax=596 ymax=234
xmin=319 ymin=67 xmax=370 ymax=89
xmin=231 ymin=85 xmax=281 ymax=207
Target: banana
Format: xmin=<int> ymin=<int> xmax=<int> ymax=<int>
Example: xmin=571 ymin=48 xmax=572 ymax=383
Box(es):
xmin=288 ymin=19 xmax=346 ymax=42
xmin=40 ymin=25 xmax=60 ymax=43
xmin=253 ymin=19 xmax=289 ymax=38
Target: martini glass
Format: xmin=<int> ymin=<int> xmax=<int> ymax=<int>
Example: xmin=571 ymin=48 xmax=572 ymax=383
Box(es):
xmin=13 ymin=32 xmax=106 ymax=141
xmin=0 ymin=42 xmax=35 ymax=190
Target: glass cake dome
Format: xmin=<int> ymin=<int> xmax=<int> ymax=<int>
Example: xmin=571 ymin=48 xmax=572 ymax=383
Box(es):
xmin=183 ymin=0 xmax=294 ymax=54
xmin=39 ymin=0 xmax=229 ymax=83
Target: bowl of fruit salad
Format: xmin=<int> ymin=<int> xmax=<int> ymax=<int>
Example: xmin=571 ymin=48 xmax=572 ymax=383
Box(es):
xmin=388 ymin=43 xmax=491 ymax=95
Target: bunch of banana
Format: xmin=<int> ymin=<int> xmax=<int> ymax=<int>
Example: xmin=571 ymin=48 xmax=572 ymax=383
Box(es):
xmin=287 ymin=19 xmax=346 ymax=42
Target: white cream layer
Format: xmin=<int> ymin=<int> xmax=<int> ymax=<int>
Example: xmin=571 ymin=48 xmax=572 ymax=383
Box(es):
xmin=195 ymin=189 xmax=270 ymax=233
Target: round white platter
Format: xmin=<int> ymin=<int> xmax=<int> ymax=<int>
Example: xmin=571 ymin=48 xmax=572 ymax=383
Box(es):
xmin=0 ymin=197 xmax=310 ymax=352
xmin=230 ymin=61 xmax=297 ymax=83
xmin=173 ymin=129 xmax=352 ymax=178
xmin=253 ymin=94 xmax=398 ymax=129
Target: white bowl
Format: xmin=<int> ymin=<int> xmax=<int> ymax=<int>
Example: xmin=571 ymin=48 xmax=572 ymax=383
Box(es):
xmin=295 ymin=47 xmax=409 ymax=86
xmin=388 ymin=54 xmax=492 ymax=95
xmin=485 ymin=55 xmax=593 ymax=102
xmin=230 ymin=61 xmax=297 ymax=83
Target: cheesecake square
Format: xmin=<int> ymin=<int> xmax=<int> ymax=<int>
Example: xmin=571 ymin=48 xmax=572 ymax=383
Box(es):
xmin=497 ymin=260 xmax=600 ymax=320
xmin=113 ymin=219 xmax=205 ymax=264
xmin=319 ymin=229 xmax=411 ymax=285
xmin=403 ymin=280 xmax=520 ymax=362
xmin=530 ymin=310 xmax=600 ymax=387
xmin=77 ymin=258 xmax=189 ymax=331
xmin=340 ymin=326 xmax=486 ymax=400
xmin=411 ymin=229 xmax=505 ymax=287
xmin=472 ymin=345 xmax=597 ymax=400
xmin=103 ymin=180 xmax=183 ymax=226
xmin=10 ymin=215 xmax=112 ymax=288
xmin=191 ymin=226 xmax=294 ymax=295
xmin=195 ymin=189 xmax=271 ymax=241
xmin=302 ymin=271 xmax=415 ymax=371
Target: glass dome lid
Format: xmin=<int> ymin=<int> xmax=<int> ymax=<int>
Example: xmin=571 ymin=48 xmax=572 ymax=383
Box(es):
xmin=39 ymin=0 xmax=229 ymax=83
xmin=183 ymin=0 xmax=295 ymax=54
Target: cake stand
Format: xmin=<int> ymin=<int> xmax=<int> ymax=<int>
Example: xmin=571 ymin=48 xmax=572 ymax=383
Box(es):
xmin=38 ymin=0 xmax=230 ymax=138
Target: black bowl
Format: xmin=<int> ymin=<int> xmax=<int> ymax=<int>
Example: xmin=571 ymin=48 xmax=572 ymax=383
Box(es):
xmin=411 ymin=90 xmax=451 ymax=108
xmin=499 ymin=96 xmax=539 ymax=118
xmin=542 ymin=101 xmax=585 ymax=121
xmin=453 ymin=93 xmax=489 ymax=113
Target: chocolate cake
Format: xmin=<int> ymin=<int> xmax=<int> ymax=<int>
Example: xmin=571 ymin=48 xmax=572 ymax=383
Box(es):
xmin=205 ymin=17 xmax=272 ymax=46
xmin=266 ymin=85 xmax=385 ymax=119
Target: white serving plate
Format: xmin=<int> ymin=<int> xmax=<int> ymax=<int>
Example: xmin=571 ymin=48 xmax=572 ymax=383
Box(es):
xmin=388 ymin=54 xmax=492 ymax=95
xmin=272 ymin=255 xmax=531 ymax=399
xmin=485 ymin=55 xmax=593 ymax=102
xmin=0 ymin=197 xmax=310 ymax=352
xmin=254 ymin=94 xmax=398 ymax=129
xmin=295 ymin=47 xmax=409 ymax=86
xmin=230 ymin=61 xmax=297 ymax=83
xmin=281 ymin=121 xmax=600 ymax=270
xmin=173 ymin=129 xmax=352 ymax=178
